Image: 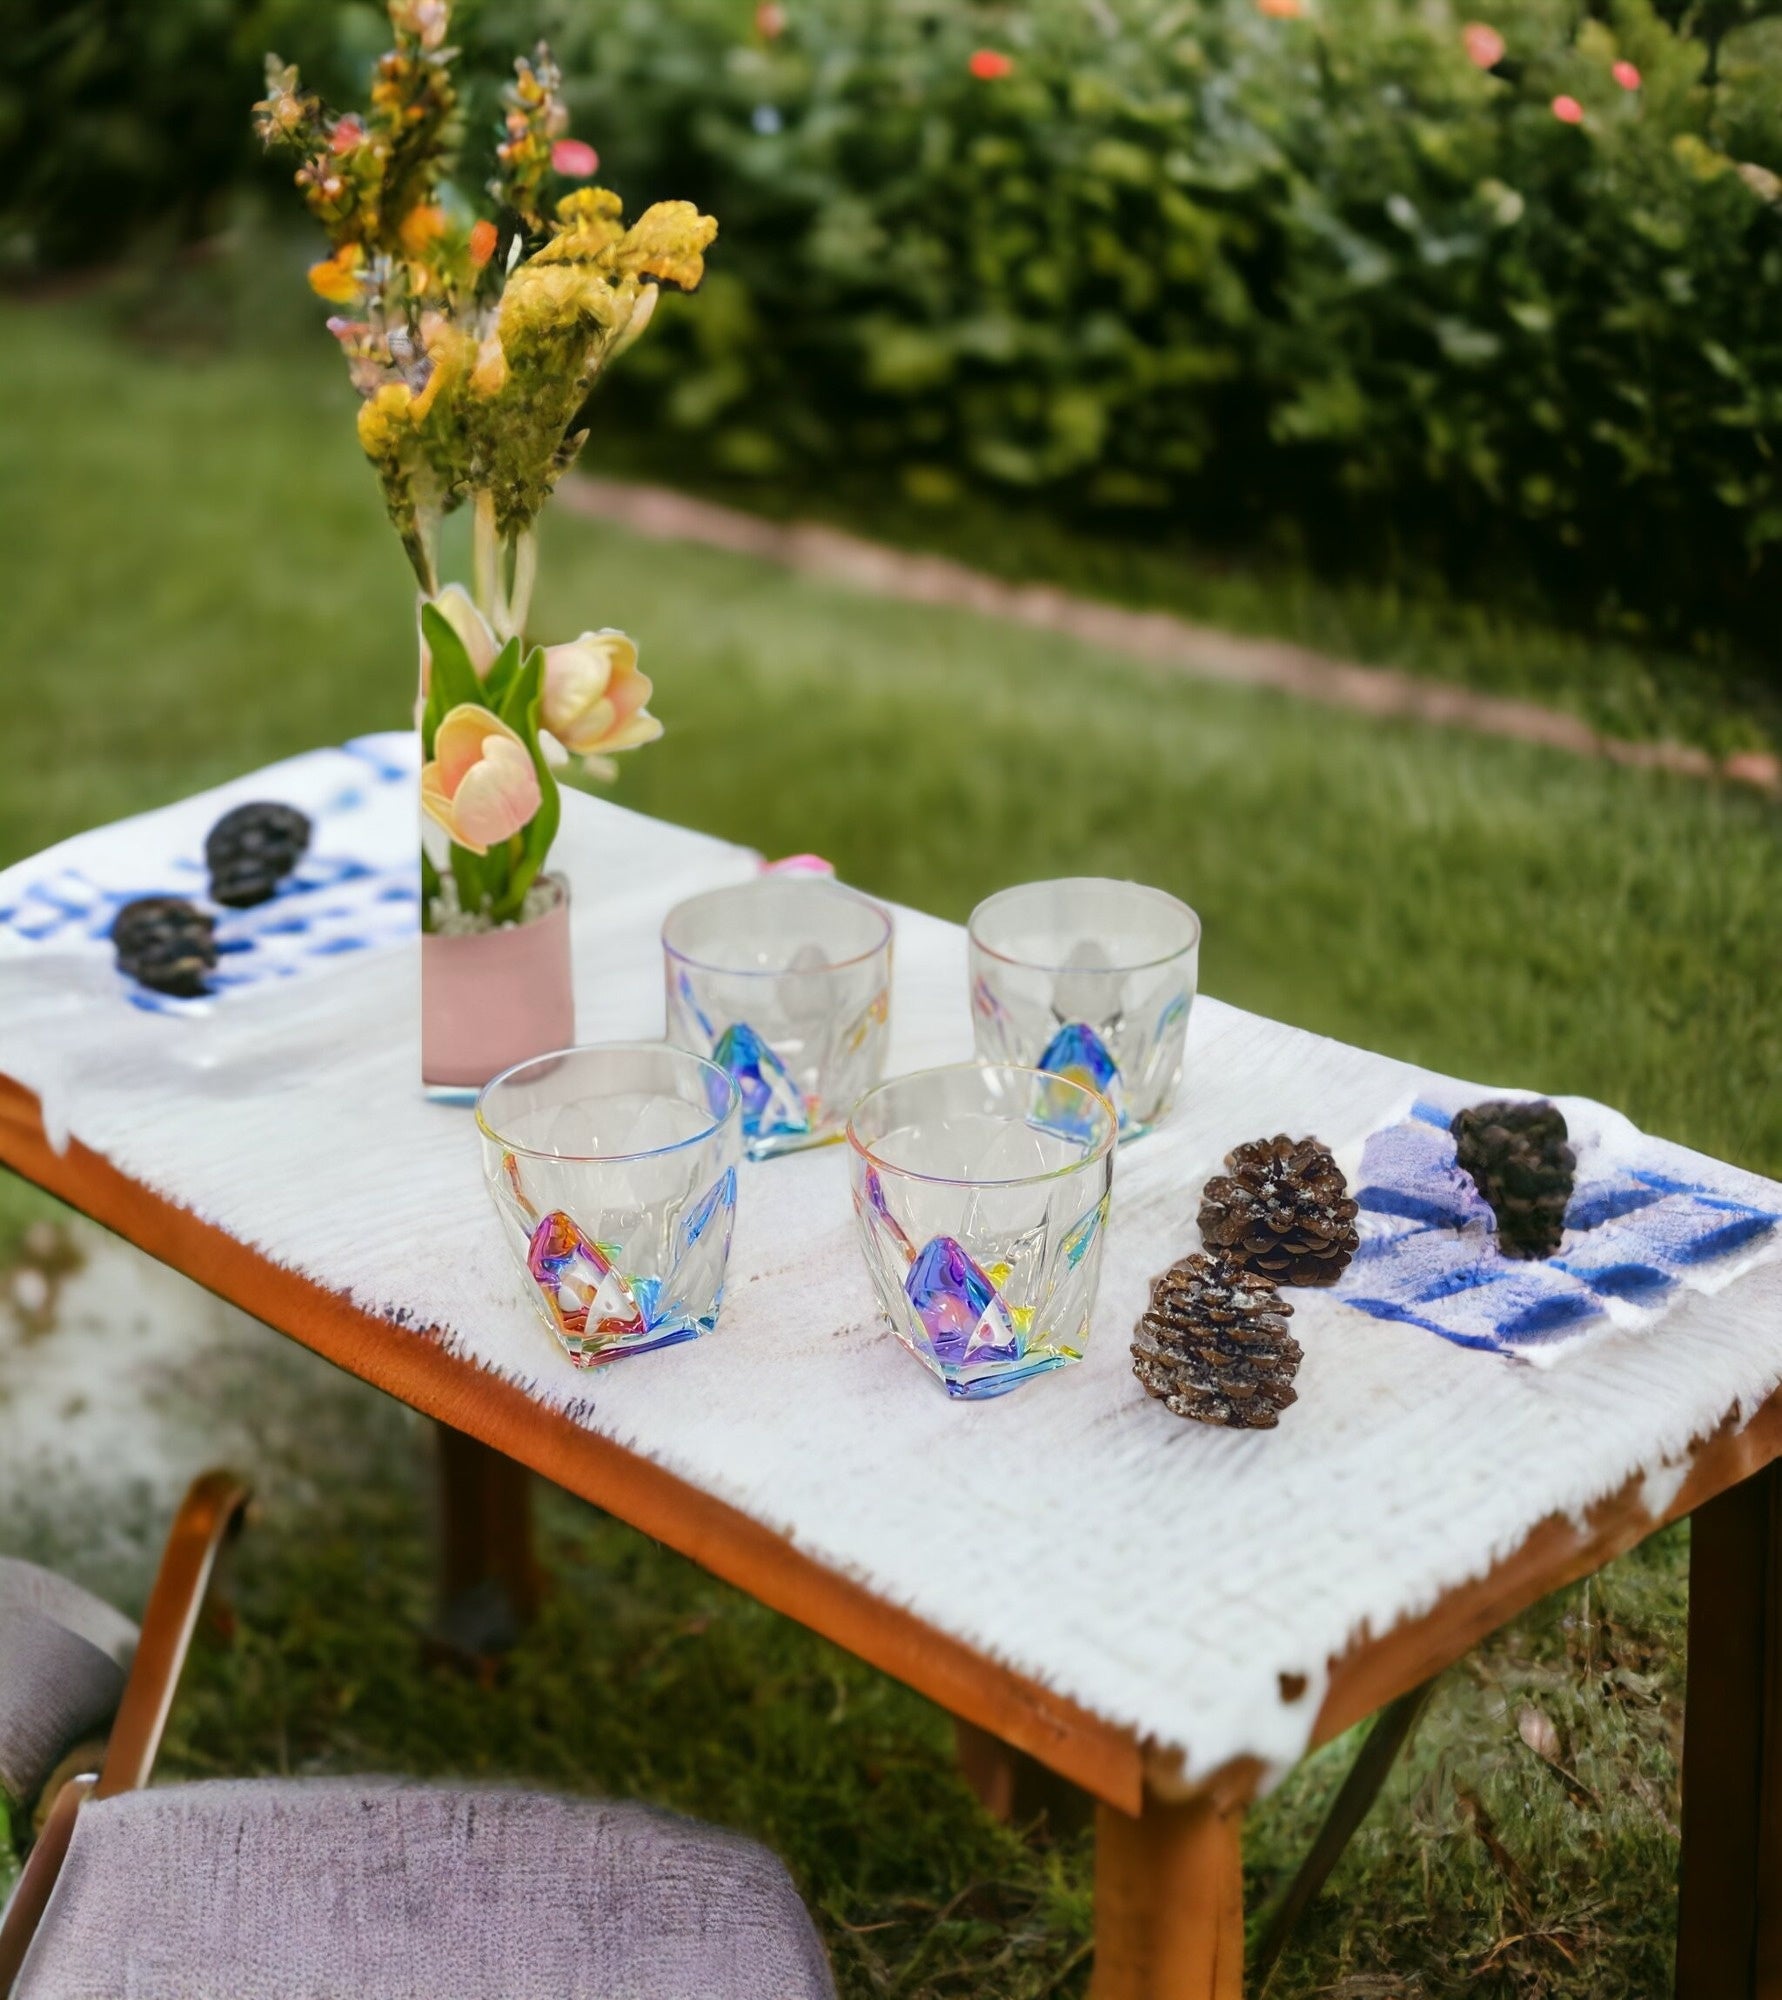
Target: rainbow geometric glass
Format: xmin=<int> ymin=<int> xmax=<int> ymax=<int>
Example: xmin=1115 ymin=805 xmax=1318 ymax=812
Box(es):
xmin=969 ymin=879 xmax=1199 ymax=1137
xmin=664 ymin=878 xmax=893 ymax=1159
xmin=477 ymin=1044 xmax=743 ymax=1366
xmin=849 ymin=1063 xmax=1116 ymax=1399
xmin=711 ymin=1020 xmax=811 ymax=1150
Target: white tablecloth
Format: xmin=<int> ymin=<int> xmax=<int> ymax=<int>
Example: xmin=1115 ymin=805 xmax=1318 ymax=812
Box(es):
xmin=4 ymin=738 xmax=1780 ymax=1788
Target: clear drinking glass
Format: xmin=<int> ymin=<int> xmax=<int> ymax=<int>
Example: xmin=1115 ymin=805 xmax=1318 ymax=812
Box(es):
xmin=968 ymin=878 xmax=1200 ymax=1136
xmin=848 ymin=1063 xmax=1117 ymax=1399
xmin=663 ymin=878 xmax=893 ymax=1160
xmin=477 ymin=1043 xmax=743 ymax=1367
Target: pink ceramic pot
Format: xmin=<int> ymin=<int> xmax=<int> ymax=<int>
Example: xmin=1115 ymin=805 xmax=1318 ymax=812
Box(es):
xmin=421 ymin=873 xmax=575 ymax=1091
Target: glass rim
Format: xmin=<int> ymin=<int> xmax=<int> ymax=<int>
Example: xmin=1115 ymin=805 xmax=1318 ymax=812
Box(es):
xmin=966 ymin=877 xmax=1200 ymax=974
xmin=661 ymin=877 xmax=893 ymax=978
xmin=475 ymin=1040 xmax=741 ymax=1164
xmin=846 ymin=1061 xmax=1118 ymax=1189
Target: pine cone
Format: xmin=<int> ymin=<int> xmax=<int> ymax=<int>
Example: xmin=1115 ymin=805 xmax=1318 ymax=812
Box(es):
xmin=111 ymin=897 xmax=217 ymax=997
xmin=1197 ymin=1134 xmax=1359 ymax=1286
xmin=205 ymin=801 xmax=311 ymax=908
xmin=1132 ymin=1252 xmax=1301 ymax=1428
xmin=1451 ymin=1099 xmax=1575 ymax=1260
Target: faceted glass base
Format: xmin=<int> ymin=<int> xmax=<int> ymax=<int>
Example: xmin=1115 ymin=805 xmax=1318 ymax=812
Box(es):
xmin=663 ymin=879 xmax=893 ymax=1162
xmin=891 ymin=1331 xmax=1079 ymax=1399
xmin=968 ymin=879 xmax=1199 ymax=1136
xmin=849 ymin=1064 xmax=1116 ymax=1400
xmin=477 ymin=1045 xmax=743 ymax=1369
xmin=563 ymin=1309 xmax=717 ymax=1368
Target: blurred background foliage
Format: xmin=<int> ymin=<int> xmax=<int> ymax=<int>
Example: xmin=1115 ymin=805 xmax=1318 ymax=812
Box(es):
xmin=3 ymin=0 xmax=1780 ymax=670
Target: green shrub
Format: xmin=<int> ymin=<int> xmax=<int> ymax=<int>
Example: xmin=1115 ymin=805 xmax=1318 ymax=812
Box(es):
xmin=4 ymin=0 xmax=1779 ymax=655
xmin=0 ymin=1 xmax=333 ymax=269
xmin=546 ymin=0 xmax=1782 ymax=654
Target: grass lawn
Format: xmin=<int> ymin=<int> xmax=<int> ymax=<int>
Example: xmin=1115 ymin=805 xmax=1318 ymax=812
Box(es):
xmin=1 ymin=292 xmax=1778 ymax=1995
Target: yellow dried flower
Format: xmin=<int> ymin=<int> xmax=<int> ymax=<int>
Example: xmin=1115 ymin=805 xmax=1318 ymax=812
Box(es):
xmin=497 ymin=259 xmax=626 ymax=352
xmin=357 ymin=381 xmax=416 ymax=455
xmin=540 ymin=186 xmax=626 ymax=263
xmin=470 ymin=334 xmax=509 ymax=397
xmin=608 ymin=200 xmax=718 ymax=291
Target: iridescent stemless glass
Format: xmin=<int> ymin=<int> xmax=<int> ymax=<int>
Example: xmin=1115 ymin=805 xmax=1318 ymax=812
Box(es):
xmin=477 ymin=1043 xmax=743 ymax=1366
xmin=968 ymin=878 xmax=1200 ymax=1136
xmin=663 ymin=878 xmax=893 ymax=1160
xmin=848 ymin=1063 xmax=1117 ymax=1399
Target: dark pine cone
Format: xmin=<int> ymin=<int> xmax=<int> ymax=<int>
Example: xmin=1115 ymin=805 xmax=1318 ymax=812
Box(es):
xmin=1197 ymin=1134 xmax=1360 ymax=1286
xmin=1132 ymin=1251 xmax=1302 ymax=1428
xmin=1451 ymin=1099 xmax=1576 ymax=1260
xmin=204 ymin=801 xmax=312 ymax=908
xmin=111 ymin=897 xmax=217 ymax=997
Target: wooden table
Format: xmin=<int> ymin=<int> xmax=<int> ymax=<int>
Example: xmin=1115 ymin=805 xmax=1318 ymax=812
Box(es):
xmin=4 ymin=752 xmax=1780 ymax=1996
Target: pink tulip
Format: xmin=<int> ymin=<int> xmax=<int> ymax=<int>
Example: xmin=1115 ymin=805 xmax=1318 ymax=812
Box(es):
xmin=541 ymin=630 xmax=663 ymax=760
xmin=1612 ymin=59 xmax=1641 ymax=89
xmin=551 ymin=138 xmax=599 ymax=179
xmin=1551 ymin=93 xmax=1585 ymax=123
xmin=422 ymin=705 xmax=541 ymax=854
xmin=418 ymin=584 xmax=499 ymax=695
xmin=1462 ymin=22 xmax=1505 ymax=68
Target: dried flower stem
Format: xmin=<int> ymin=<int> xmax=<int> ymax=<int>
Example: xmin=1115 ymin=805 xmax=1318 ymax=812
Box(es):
xmin=505 ymin=529 xmax=538 ymax=640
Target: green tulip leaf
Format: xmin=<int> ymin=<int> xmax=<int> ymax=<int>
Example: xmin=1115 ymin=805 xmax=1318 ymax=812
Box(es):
xmin=421 ymin=603 xmax=486 ymax=753
xmin=482 ymin=635 xmax=524 ymax=709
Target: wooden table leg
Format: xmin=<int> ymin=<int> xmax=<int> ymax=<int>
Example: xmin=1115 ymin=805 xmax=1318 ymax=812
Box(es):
xmin=1090 ymin=1790 xmax=1245 ymax=2000
xmin=1677 ymin=1457 xmax=1782 ymax=1999
xmin=954 ymin=1718 xmax=1093 ymax=1834
xmin=431 ymin=1420 xmax=541 ymax=1666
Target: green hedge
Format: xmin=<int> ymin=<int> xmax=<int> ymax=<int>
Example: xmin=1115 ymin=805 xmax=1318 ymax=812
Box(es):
xmin=546 ymin=0 xmax=1782 ymax=654
xmin=5 ymin=0 xmax=1780 ymax=654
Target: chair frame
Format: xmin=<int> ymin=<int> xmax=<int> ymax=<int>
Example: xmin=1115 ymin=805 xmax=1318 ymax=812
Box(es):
xmin=0 ymin=1470 xmax=250 ymax=1996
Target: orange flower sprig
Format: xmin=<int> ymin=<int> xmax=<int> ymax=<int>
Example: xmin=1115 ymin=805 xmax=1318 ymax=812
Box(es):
xmin=492 ymin=43 xmax=569 ymax=237
xmin=255 ymin=0 xmax=716 ymax=627
xmin=258 ymin=0 xmax=712 ymax=931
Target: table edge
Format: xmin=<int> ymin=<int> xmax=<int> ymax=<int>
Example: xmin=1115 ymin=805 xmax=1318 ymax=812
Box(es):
xmin=1306 ymin=1375 xmax=1782 ymax=1751
xmin=0 ymin=1079 xmax=1146 ymax=1815
xmin=8 ymin=1078 xmax=1779 ymax=1813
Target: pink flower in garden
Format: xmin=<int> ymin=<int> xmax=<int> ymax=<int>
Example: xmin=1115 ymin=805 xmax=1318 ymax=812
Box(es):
xmin=969 ymin=48 xmax=1014 ymax=79
xmin=541 ymin=631 xmax=662 ymax=761
xmin=551 ymin=138 xmax=599 ymax=179
xmin=1256 ymin=0 xmax=1305 ymax=17
xmin=1462 ymin=22 xmax=1505 ymax=68
xmin=1551 ymin=94 xmax=1585 ymax=124
xmin=756 ymin=1 xmax=787 ymax=36
xmin=1612 ymin=59 xmax=1641 ymax=89
xmin=329 ymin=115 xmax=364 ymax=155
xmin=423 ymin=707 xmax=541 ymax=855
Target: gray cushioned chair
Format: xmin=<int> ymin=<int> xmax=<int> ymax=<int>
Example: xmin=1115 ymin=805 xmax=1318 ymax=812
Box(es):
xmin=4 ymin=1778 xmax=836 ymax=2000
xmin=0 ymin=1473 xmax=249 ymax=1839
xmin=0 ymin=1570 xmax=135 ymax=1817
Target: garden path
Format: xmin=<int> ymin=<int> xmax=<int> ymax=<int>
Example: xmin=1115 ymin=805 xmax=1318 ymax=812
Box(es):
xmin=562 ymin=476 xmax=1782 ymax=797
